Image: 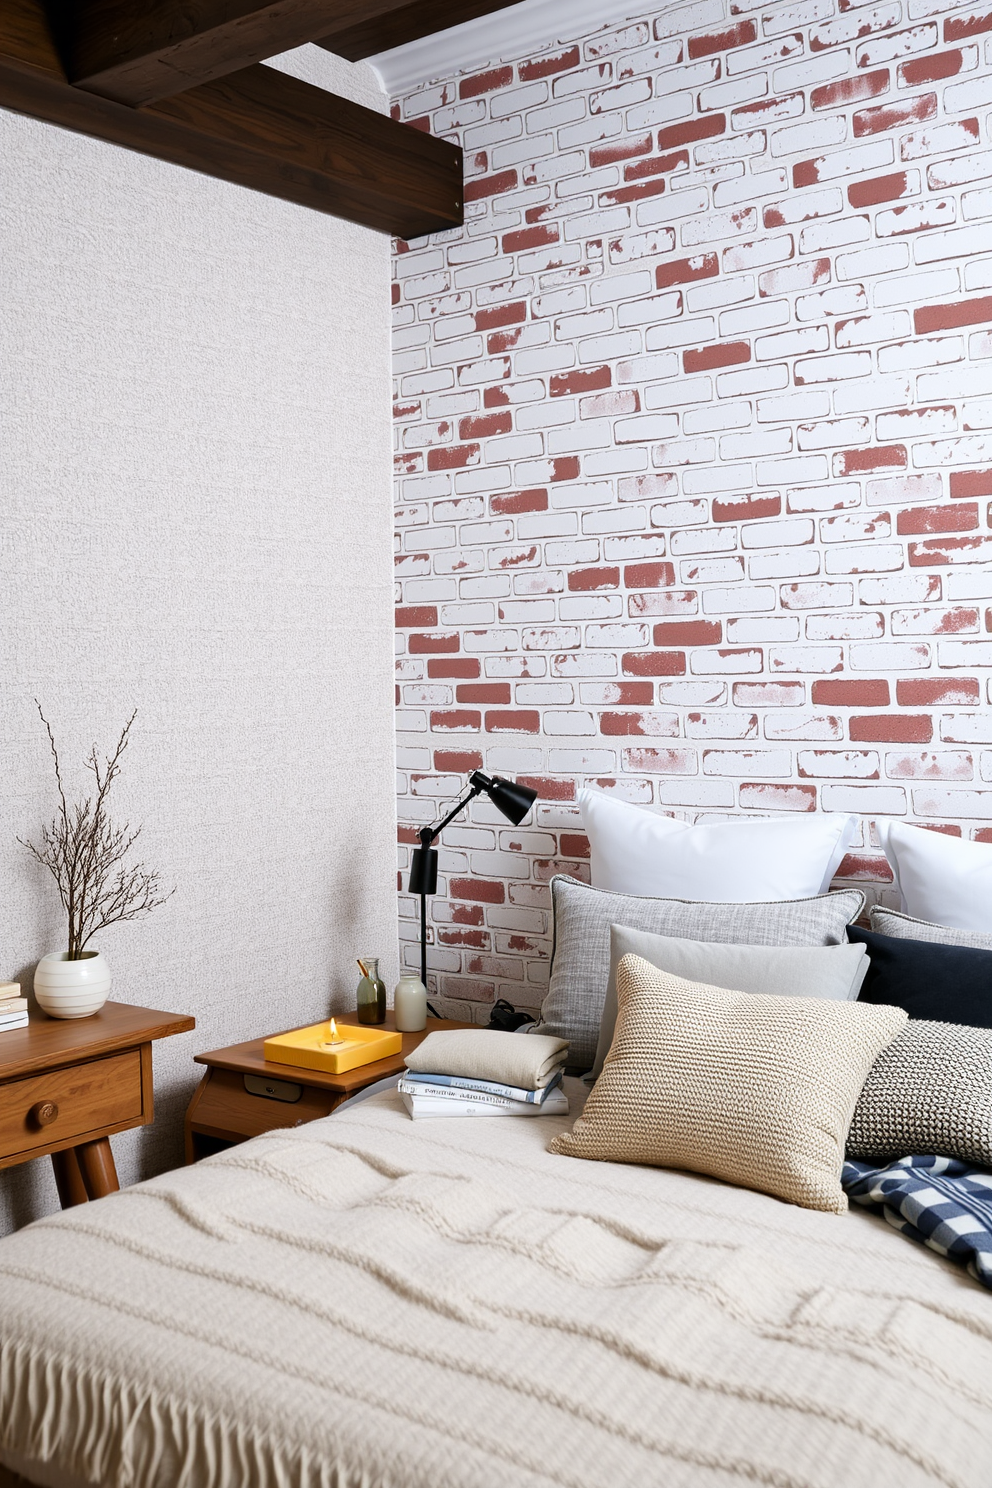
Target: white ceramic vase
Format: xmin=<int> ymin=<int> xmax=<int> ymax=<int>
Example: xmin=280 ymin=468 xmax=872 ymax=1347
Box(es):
xmin=394 ymin=973 xmax=428 ymax=1032
xmin=34 ymin=951 xmax=111 ymax=1019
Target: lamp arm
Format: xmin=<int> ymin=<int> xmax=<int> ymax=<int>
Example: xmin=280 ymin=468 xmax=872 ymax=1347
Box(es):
xmin=420 ymin=782 xmax=484 ymax=845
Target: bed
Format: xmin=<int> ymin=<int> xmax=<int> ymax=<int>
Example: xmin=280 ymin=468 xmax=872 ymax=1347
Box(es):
xmin=1 ymin=1079 xmax=991 ymax=1488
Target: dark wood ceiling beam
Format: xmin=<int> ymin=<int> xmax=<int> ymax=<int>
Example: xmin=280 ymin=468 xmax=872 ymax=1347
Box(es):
xmin=316 ymin=0 xmax=521 ymax=63
xmin=315 ymin=0 xmax=522 ymax=63
xmin=1 ymin=0 xmax=463 ymax=238
xmin=54 ymin=0 xmax=432 ymax=106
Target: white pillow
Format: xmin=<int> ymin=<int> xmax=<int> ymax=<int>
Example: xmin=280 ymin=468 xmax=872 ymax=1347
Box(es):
xmin=578 ymin=790 xmax=857 ymax=902
xmin=878 ymin=820 xmax=992 ymax=933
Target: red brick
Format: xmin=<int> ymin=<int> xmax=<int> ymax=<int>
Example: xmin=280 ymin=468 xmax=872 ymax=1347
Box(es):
xmin=590 ymin=133 xmax=653 ymax=167
xmin=605 ymin=683 xmax=655 ymax=704
xmin=428 ymin=659 xmax=479 ymax=679
xmin=391 ymin=282 xmax=401 ymax=305
xmin=600 ymin=178 xmax=668 ymax=207
xmin=517 ymin=775 xmax=575 ymax=800
xmin=519 ymin=45 xmax=581 ymax=79
xmin=464 ymin=170 xmax=518 ymax=203
xmin=502 ymin=225 xmax=559 ymax=253
xmin=438 ymin=928 xmax=490 ymax=948
xmin=431 ymin=710 xmax=481 ymax=730
xmin=653 ymin=620 xmax=722 ymax=646
xmin=474 ymin=302 xmax=527 ymax=332
xmin=622 ymin=651 xmax=687 ymax=676
xmin=897 ymin=677 xmax=981 ymax=705
xmin=568 ymin=565 xmax=620 ymax=590
xmin=835 ymin=445 xmax=907 ymax=474
xmin=600 ymin=712 xmax=656 ymax=735
xmin=950 ymin=469 xmax=992 ymax=497
xmin=397 ymin=824 xmax=421 ymax=845
xmin=909 ymin=535 xmax=992 ymax=564
xmin=460 ymin=65 xmax=513 ymax=98
xmin=405 ymin=116 xmax=431 ymax=134
xmin=739 ymin=783 xmax=817 ymax=810
xmin=449 ymin=877 xmax=506 ymax=903
xmin=559 ymin=832 xmax=591 ymax=858
xmin=657 ymin=113 xmax=727 ymax=150
xmin=484 ymin=710 xmax=541 ymax=732
xmin=811 ymin=70 xmax=888 ymax=109
xmin=853 ymin=93 xmax=937 ymax=135
xmin=836 ymin=853 xmax=894 ymax=881
xmin=900 ymin=51 xmax=964 ymax=85
xmin=625 ymin=150 xmax=689 ymax=181
xmin=487 ymin=328 xmax=524 ymax=354
xmin=491 ymin=489 xmax=548 ymax=515
xmin=684 ymin=341 xmax=751 ymax=374
xmin=434 ymin=748 xmax=484 ymax=771
xmin=459 ymin=411 xmax=512 ymax=439
xmin=945 ymin=9 xmax=992 ymax=39
xmin=457 ymin=684 xmax=511 ymax=704
xmin=712 ymin=493 xmax=781 ymax=523
xmin=427 ymin=443 xmax=480 ymax=471
xmin=688 ymin=20 xmax=756 ymax=57
xmin=549 ymin=457 xmax=580 ymax=481
xmin=625 ymin=561 xmax=677 ymax=588
xmin=847 ymin=172 xmax=914 ymax=208
xmin=410 ymin=632 xmax=460 ymax=654
xmin=896 ymin=502 xmax=979 ymax=535
xmin=395 ymin=605 xmax=438 ymax=627
xmin=549 ymin=366 xmax=611 ymax=397
xmin=914 ymin=295 xmax=992 ymax=335
xmin=656 ymin=252 xmax=719 ymax=290
xmin=850 ymin=714 xmax=934 ymax=743
xmin=483 ymin=386 xmax=510 ymax=407
xmin=812 ymin=679 xmax=890 ymax=706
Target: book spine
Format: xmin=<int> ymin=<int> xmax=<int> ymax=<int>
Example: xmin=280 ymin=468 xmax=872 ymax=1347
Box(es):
xmin=402 ymin=1072 xmax=541 ymax=1102
xmin=0 ymin=1015 xmax=29 ymax=1031
xmin=398 ymin=1079 xmax=521 ymax=1109
xmin=0 ymin=998 xmax=28 ymax=1014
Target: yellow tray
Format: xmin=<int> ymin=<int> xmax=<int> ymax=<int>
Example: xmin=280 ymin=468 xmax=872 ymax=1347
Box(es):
xmin=263 ymin=1020 xmax=402 ymax=1075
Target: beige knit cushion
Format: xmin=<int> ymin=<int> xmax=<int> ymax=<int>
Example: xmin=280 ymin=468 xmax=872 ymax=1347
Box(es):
xmin=550 ymin=954 xmax=908 ymax=1213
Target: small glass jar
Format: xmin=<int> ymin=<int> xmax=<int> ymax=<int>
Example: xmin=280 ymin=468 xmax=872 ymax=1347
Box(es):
xmin=356 ymin=957 xmax=386 ymax=1025
xmin=394 ymin=972 xmax=427 ymax=1033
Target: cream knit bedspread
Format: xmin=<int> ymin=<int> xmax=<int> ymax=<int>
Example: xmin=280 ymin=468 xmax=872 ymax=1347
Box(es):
xmin=1 ymin=1081 xmax=991 ymax=1488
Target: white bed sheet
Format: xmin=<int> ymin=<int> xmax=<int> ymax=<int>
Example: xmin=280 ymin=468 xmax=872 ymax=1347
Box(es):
xmin=1 ymin=1079 xmax=991 ymax=1488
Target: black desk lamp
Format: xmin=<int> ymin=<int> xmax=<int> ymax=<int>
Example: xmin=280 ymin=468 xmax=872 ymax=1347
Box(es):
xmin=408 ymin=771 xmax=538 ymax=1004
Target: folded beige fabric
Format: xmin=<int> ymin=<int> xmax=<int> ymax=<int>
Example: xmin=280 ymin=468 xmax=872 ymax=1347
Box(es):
xmin=550 ymin=954 xmax=907 ymax=1213
xmin=405 ymin=1029 xmax=568 ymax=1088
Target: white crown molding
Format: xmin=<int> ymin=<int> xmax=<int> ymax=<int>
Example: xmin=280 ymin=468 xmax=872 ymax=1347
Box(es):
xmin=366 ymin=0 xmax=644 ymax=97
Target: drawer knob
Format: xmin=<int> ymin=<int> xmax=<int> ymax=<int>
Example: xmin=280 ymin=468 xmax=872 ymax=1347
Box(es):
xmin=29 ymin=1100 xmax=59 ymax=1128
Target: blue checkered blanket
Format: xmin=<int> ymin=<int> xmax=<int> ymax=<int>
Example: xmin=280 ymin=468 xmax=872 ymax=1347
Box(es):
xmin=843 ymin=1155 xmax=992 ymax=1291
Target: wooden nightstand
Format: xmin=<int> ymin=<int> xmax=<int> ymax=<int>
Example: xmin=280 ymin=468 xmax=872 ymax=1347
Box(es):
xmin=185 ymin=1013 xmax=474 ymax=1162
xmin=0 ymin=1002 xmax=195 ymax=1207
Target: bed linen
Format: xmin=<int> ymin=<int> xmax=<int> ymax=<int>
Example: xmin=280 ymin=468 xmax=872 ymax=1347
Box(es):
xmin=843 ymin=1155 xmax=992 ymax=1291
xmin=1 ymin=1081 xmax=991 ymax=1488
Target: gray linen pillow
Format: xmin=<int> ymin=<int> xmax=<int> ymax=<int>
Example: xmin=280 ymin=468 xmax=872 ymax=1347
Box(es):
xmin=590 ymin=925 xmax=870 ymax=1080
xmin=870 ymin=906 xmax=992 ymax=952
xmin=531 ymin=876 xmax=867 ymax=1072
xmin=848 ymin=1020 xmax=992 ymax=1166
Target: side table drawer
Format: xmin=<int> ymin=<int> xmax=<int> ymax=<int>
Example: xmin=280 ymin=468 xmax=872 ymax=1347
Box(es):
xmin=0 ymin=1050 xmax=144 ymax=1162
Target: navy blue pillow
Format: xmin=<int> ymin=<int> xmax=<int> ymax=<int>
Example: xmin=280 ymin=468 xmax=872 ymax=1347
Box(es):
xmin=848 ymin=925 xmax=992 ymax=1029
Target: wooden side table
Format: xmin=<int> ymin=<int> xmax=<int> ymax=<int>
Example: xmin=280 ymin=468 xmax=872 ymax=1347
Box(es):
xmin=185 ymin=1013 xmax=473 ymax=1162
xmin=0 ymin=1001 xmax=195 ymax=1207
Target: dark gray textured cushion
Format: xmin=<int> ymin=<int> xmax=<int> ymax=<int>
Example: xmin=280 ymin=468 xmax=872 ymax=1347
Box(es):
xmin=870 ymin=906 xmax=992 ymax=952
xmin=848 ymin=1020 xmax=992 ymax=1166
xmin=531 ymin=875 xmax=866 ymax=1071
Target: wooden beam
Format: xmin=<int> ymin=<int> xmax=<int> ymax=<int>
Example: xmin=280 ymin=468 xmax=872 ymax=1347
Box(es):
xmin=315 ymin=0 xmax=520 ymax=64
xmin=52 ymin=0 xmax=423 ymax=106
xmin=0 ymin=0 xmax=462 ymax=238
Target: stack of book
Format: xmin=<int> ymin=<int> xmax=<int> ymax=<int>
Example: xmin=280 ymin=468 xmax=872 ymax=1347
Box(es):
xmin=398 ymin=1070 xmax=568 ymax=1120
xmin=0 ymin=982 xmax=27 ymax=1035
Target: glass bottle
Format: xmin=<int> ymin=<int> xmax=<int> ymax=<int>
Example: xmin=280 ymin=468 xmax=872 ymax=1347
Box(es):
xmin=394 ymin=972 xmax=427 ymax=1032
xmin=356 ymin=957 xmax=386 ymax=1025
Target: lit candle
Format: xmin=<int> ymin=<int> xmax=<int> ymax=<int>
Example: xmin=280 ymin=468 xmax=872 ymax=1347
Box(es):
xmin=322 ymin=1018 xmax=346 ymax=1049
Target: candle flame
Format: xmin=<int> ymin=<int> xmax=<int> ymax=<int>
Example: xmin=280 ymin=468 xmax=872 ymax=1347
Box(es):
xmin=328 ymin=1018 xmax=338 ymax=1040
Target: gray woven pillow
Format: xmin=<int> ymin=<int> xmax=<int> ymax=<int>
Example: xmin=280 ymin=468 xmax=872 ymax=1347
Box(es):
xmin=870 ymin=906 xmax=992 ymax=952
xmin=848 ymin=1020 xmax=992 ymax=1166
xmin=531 ymin=875 xmax=866 ymax=1071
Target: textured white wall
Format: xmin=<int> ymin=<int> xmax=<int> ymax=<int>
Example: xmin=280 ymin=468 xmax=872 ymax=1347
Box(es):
xmin=0 ymin=47 xmax=397 ymax=1233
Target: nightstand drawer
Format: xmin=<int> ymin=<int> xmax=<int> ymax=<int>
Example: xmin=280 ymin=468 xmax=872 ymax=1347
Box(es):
xmin=0 ymin=1050 xmax=144 ymax=1160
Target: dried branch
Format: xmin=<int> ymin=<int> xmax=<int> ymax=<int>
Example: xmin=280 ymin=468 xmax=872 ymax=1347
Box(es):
xmin=19 ymin=704 xmax=174 ymax=958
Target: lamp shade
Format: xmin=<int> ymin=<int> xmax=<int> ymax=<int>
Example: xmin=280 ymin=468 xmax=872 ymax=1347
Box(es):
xmin=477 ymin=774 xmax=537 ymax=826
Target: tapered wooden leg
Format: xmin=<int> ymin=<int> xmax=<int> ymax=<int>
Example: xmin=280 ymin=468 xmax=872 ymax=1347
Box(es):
xmin=51 ymin=1147 xmax=89 ymax=1208
xmin=75 ymin=1137 xmax=120 ymax=1200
